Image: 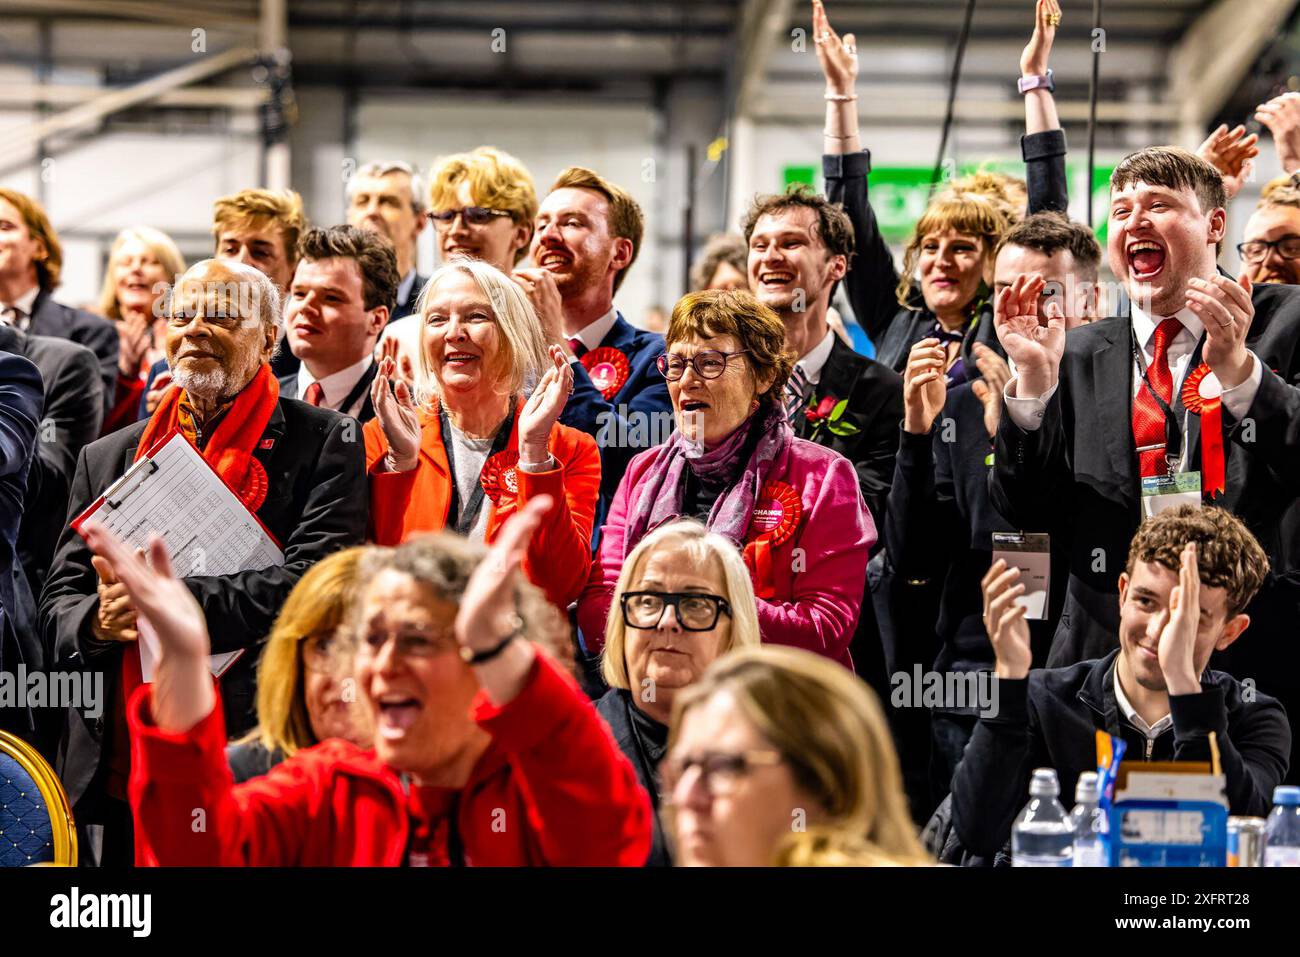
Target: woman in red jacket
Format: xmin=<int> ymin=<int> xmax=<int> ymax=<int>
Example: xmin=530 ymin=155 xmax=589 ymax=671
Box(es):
xmin=82 ymin=496 xmax=651 ymax=867
xmin=364 ymin=258 xmax=600 ymax=610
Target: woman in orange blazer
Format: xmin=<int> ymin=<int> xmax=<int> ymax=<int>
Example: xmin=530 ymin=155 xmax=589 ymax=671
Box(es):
xmin=364 ymin=258 xmax=600 ymax=610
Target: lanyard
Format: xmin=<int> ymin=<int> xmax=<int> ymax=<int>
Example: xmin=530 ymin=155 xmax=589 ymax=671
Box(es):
xmin=1129 ymin=326 xmax=1189 ymax=475
xmin=440 ymin=403 xmax=516 ymax=536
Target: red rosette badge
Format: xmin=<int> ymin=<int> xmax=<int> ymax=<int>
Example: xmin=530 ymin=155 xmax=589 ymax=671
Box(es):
xmin=1179 ymin=363 xmax=1225 ymax=497
xmin=743 ymin=480 xmax=804 ymax=599
xmin=580 ymin=346 xmax=630 ymax=400
xmin=217 ymin=450 xmax=269 ymax=513
xmin=480 ymin=449 xmax=520 ymax=507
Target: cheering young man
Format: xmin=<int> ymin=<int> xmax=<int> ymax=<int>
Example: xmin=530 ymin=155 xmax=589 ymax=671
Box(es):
xmin=40 ymin=258 xmax=366 ymax=865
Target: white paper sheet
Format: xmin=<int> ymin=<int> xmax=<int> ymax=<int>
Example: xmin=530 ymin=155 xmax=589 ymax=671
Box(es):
xmin=78 ymin=431 xmax=284 ymax=681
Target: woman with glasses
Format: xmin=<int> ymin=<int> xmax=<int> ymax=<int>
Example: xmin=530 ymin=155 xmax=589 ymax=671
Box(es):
xmin=664 ymin=644 xmax=931 ymax=867
xmin=225 ymin=548 xmax=371 ymax=783
xmin=597 ymin=519 xmax=761 ymax=864
xmin=90 ymin=497 xmax=652 ymax=866
xmin=364 ymin=258 xmax=600 ymax=612
xmin=578 ymin=289 xmax=872 ymax=670
xmin=1239 ymin=176 xmax=1300 ymax=286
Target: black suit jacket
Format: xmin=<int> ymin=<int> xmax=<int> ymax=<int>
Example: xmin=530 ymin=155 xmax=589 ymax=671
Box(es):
xmin=277 ymin=360 xmax=377 ymax=423
xmin=27 ymin=289 xmax=118 ymax=418
xmin=0 ymin=351 xmax=43 ymax=740
xmin=390 ymin=271 xmax=429 ymax=322
xmin=39 ymin=393 xmax=368 ymax=810
xmin=791 ymin=334 xmax=903 ymax=531
xmin=991 ymin=284 xmax=1300 ymax=669
xmin=0 ymin=326 xmax=104 ymax=593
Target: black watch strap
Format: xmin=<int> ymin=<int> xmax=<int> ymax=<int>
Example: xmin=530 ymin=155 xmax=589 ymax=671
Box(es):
xmin=459 ymin=615 xmax=524 ymax=665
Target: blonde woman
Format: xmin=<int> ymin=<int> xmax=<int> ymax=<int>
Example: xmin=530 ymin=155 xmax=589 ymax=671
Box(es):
xmin=97 ymin=226 xmax=185 ymax=432
xmin=363 ymin=258 xmax=600 ymax=612
xmin=226 ymin=547 xmax=372 ymax=783
xmin=597 ymin=519 xmax=761 ymax=865
xmin=664 ymin=645 xmax=932 ymax=867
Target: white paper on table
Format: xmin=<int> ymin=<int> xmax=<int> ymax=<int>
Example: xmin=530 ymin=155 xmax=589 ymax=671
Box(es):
xmin=75 ymin=431 xmax=284 ymax=681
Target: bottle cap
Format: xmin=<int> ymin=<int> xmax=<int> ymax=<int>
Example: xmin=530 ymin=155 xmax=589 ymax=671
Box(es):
xmin=1029 ymin=767 xmax=1060 ymax=797
xmin=1273 ymin=786 xmax=1300 ymax=807
xmin=1075 ymin=770 xmax=1100 ymax=802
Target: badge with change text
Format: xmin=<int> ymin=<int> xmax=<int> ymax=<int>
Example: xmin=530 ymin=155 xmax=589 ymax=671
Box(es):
xmin=991 ymin=531 xmax=1051 ymax=620
xmin=1140 ymin=471 xmax=1201 ymax=520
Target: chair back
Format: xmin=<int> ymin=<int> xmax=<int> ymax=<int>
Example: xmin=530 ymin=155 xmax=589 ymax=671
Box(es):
xmin=0 ymin=729 xmax=77 ymax=866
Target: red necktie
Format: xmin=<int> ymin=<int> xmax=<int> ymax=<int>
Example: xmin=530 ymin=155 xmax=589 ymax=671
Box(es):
xmin=567 ymin=337 xmax=587 ymax=359
xmin=1132 ymin=317 xmax=1181 ymax=478
xmin=304 ymin=382 xmax=325 ymax=407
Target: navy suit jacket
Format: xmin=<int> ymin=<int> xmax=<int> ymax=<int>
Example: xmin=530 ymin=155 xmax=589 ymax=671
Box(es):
xmin=0 ymin=351 xmax=44 ymax=739
xmin=28 ymin=290 xmax=118 ymax=418
xmin=560 ymin=313 xmax=671 ymax=530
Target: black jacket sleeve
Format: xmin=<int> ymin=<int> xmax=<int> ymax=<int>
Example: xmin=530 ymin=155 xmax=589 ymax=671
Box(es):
xmin=1169 ymin=685 xmax=1290 ymax=816
xmin=950 ymin=676 xmax=1046 ymax=857
xmin=886 ymin=426 xmax=960 ymax=583
xmin=1022 ymin=129 xmax=1069 ymax=215
xmin=989 ymin=386 xmax=1071 ymax=534
xmin=824 ymin=151 xmax=902 ymax=344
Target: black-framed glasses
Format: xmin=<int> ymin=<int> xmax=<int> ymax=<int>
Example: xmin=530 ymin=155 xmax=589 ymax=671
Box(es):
xmin=659 ymin=749 xmax=783 ymax=800
xmin=656 ymin=350 xmax=750 ymax=381
xmin=427 ymin=206 xmax=513 ymax=228
xmin=1237 ymin=236 xmax=1300 ymax=264
xmin=619 ymin=591 xmax=732 ymax=631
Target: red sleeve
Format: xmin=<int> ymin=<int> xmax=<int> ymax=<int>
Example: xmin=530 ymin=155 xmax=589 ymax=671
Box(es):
xmin=127 ymin=684 xmax=324 ymax=866
xmin=472 ymin=655 xmax=653 ymax=866
xmin=364 ymin=417 xmax=420 ymax=545
xmin=517 ymin=428 xmax=600 ymax=608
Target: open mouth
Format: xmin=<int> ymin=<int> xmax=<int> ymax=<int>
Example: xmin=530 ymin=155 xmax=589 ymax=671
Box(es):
xmin=444 ymin=351 xmax=479 ymax=366
xmin=444 ymin=244 xmax=480 ymax=258
xmin=758 ymin=270 xmax=794 ymax=288
xmin=679 ymin=398 xmax=709 ymax=413
xmin=1127 ymin=240 xmax=1166 ymax=281
xmin=376 ymin=695 xmax=422 ymax=739
xmin=539 ymin=250 xmax=572 ymax=269
xmin=928 ymin=275 xmax=958 ymax=288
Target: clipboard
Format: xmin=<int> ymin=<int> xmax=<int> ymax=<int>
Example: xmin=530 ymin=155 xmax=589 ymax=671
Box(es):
xmin=73 ymin=429 xmax=285 ymax=681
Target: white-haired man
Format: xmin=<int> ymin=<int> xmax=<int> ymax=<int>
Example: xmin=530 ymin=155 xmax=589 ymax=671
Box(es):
xmin=40 ymin=258 xmax=367 ymax=865
xmin=346 ymin=161 xmax=428 ymax=320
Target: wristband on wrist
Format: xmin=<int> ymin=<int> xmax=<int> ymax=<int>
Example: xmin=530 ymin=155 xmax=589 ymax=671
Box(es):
xmin=824 ymin=92 xmax=858 ymax=102
xmin=1017 ymin=70 xmax=1054 ymax=94
xmin=517 ymin=454 xmax=555 ymax=472
xmin=460 ymin=613 xmax=525 ymax=665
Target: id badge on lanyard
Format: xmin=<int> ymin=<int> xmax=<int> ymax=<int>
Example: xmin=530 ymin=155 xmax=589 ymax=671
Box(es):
xmin=1132 ymin=330 xmax=1201 ymax=519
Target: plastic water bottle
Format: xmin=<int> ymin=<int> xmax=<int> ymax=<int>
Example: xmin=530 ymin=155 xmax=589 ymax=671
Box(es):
xmin=1264 ymin=786 xmax=1300 ymax=867
xmin=1013 ymin=768 xmax=1074 ymax=867
xmin=1070 ymin=771 xmax=1108 ymax=867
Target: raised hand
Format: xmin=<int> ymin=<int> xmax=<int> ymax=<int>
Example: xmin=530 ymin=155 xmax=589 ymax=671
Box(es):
xmin=81 ymin=522 xmax=214 ymax=732
xmin=1020 ymin=0 xmax=1060 ymax=77
xmin=971 ymin=341 xmax=1012 ymax=438
xmin=1255 ymin=92 xmax=1300 ymax=175
xmin=1195 ymin=124 xmax=1259 ymax=201
xmin=518 ymin=345 xmax=572 ymax=466
xmin=378 ymin=335 xmax=416 ymax=392
xmin=812 ymin=0 xmax=858 ymax=95
xmin=117 ymin=311 xmax=153 ymax=376
xmin=144 ymin=369 xmax=173 ymax=415
xmin=902 ymin=337 xmax=947 ymax=434
xmin=982 ymin=559 xmax=1032 ymax=680
xmin=1187 ymin=272 xmax=1255 ymax=389
xmin=370 ymin=354 xmax=422 ymax=471
xmin=512 ymin=268 xmax=567 ymax=348
xmin=1157 ymin=543 xmax=1202 ymax=696
xmin=994 ymin=272 xmax=1066 ymax=398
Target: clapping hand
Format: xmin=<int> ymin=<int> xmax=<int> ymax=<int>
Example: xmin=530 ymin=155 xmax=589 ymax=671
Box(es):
xmin=970 ymin=342 xmax=1012 ymax=438
xmin=994 ymin=273 xmax=1065 ymax=398
xmin=370 ymin=355 xmax=422 ymax=472
xmin=1195 ymin=124 xmax=1259 ymax=201
xmin=1187 ymin=272 xmax=1255 ymax=389
xmin=1157 ymin=543 xmax=1202 ymax=696
xmin=519 ymin=345 xmax=572 ymax=467
xmin=1255 ymin=92 xmax=1300 ymax=175
xmin=902 ymin=338 xmax=947 ymax=434
xmin=982 ymin=559 xmax=1032 ymax=680
xmin=378 ymin=335 xmax=416 ymax=392
xmin=81 ymin=522 xmax=214 ymax=733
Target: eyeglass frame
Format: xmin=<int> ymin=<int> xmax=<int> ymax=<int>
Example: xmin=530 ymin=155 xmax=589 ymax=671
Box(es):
xmin=619 ymin=590 xmax=734 ymax=632
xmin=427 ymin=206 xmax=514 ymax=228
xmin=659 ymin=748 xmax=784 ymax=801
xmin=1236 ymin=236 xmax=1300 ymax=264
xmin=655 ymin=349 xmax=751 ymax=381
xmin=355 ymin=623 xmax=459 ymax=660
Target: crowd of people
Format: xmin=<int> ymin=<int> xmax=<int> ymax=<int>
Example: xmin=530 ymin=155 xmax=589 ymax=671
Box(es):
xmin=0 ymin=0 xmax=1297 ymax=868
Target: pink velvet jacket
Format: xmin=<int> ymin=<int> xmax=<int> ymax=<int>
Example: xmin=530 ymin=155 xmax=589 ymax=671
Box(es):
xmin=577 ymin=435 xmax=874 ymax=669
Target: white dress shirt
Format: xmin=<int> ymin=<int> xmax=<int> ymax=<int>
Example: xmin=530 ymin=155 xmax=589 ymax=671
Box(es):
xmin=1002 ymin=305 xmax=1263 ymax=453
xmin=795 ymin=329 xmax=837 ymax=386
xmin=1114 ymin=665 xmax=1172 ymax=743
xmin=568 ymin=307 xmax=619 ymax=357
xmin=296 ymin=354 xmax=373 ymax=418
xmin=0 ymin=285 xmax=40 ymax=333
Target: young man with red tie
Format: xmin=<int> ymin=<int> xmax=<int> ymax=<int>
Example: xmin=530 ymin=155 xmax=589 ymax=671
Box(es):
xmin=991 ymin=146 xmax=1300 ymax=780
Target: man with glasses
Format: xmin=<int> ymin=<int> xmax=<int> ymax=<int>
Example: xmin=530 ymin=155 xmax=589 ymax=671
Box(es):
xmin=1239 ymin=180 xmax=1300 ymax=287
xmin=517 ymin=166 xmax=671 ymax=535
xmin=346 ymin=161 xmax=428 ymax=321
xmin=40 ymin=258 xmax=366 ymax=865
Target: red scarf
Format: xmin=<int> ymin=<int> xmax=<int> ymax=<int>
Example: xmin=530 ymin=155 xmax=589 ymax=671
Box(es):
xmin=108 ymin=365 xmax=280 ymax=827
